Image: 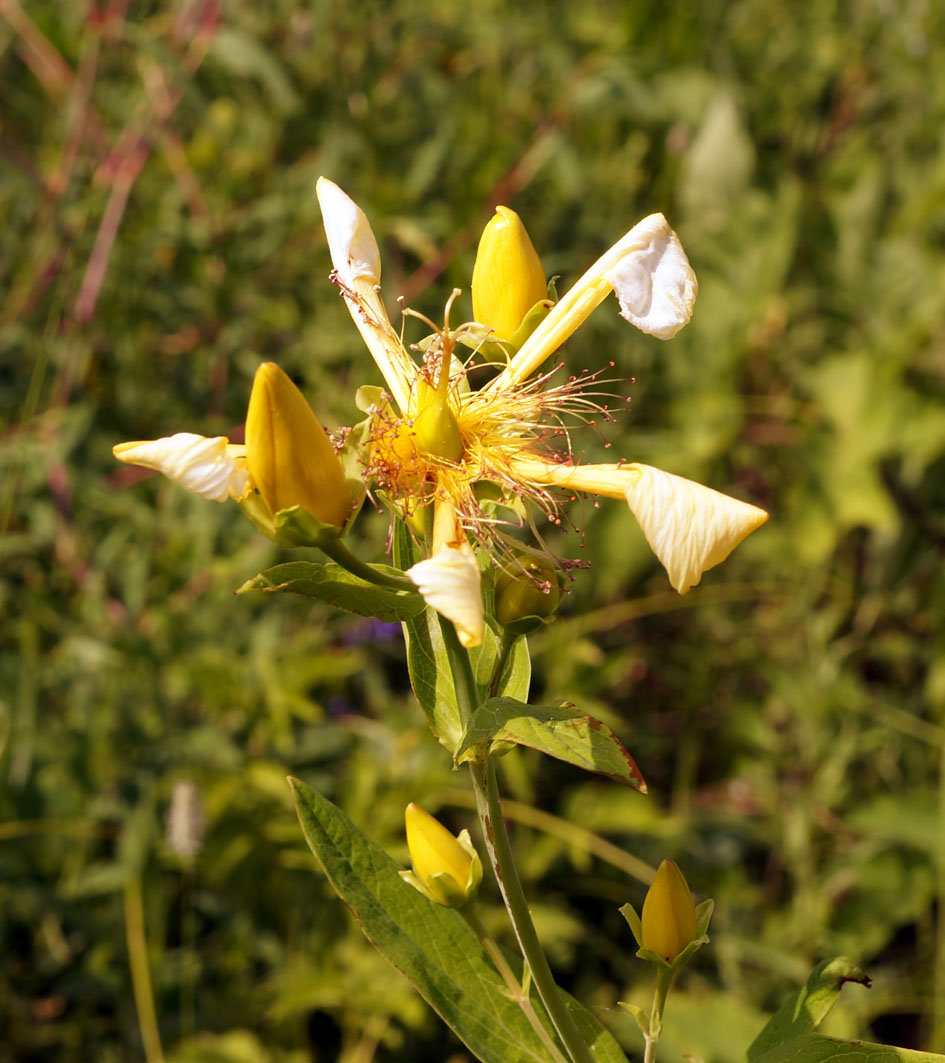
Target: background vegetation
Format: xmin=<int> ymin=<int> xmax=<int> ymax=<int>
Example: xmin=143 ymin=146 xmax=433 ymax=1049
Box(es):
xmin=3 ymin=1 xmax=945 ymax=1060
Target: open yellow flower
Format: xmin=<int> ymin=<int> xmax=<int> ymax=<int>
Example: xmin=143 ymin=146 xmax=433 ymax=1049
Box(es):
xmin=316 ymin=178 xmax=767 ymax=644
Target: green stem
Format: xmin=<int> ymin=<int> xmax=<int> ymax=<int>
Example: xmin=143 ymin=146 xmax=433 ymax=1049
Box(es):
xmin=437 ymin=618 xmax=591 ymax=1063
xmin=469 ymin=758 xmax=594 ymax=1063
xmin=321 ymin=539 xmax=419 ymax=593
xmin=643 ymin=966 xmax=673 ymax=1063
xmin=934 ymin=742 xmax=945 ymax=1051
xmin=463 ymin=907 xmax=568 ymax=1063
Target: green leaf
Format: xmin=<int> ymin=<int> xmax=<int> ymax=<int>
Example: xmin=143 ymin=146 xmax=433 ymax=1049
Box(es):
xmin=236 ymin=561 xmax=425 ymax=622
xmin=290 ymin=778 xmax=628 ymax=1063
xmin=457 ymin=698 xmax=646 ymax=791
xmin=746 ymin=957 xmax=872 ymax=1061
xmin=470 ymin=629 xmax=532 ymax=703
xmin=751 ymin=1033 xmax=945 ymax=1063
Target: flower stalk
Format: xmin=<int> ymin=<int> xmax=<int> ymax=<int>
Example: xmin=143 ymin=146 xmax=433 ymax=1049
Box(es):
xmin=468 ymin=757 xmax=595 ymax=1063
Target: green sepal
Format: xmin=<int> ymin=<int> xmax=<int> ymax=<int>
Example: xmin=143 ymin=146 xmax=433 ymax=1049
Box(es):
xmin=457 ymin=324 xmax=515 ymax=363
xmin=272 ymin=504 xmax=346 ymax=548
xmin=616 ymin=1002 xmax=650 ymax=1037
xmin=506 ymin=297 xmax=554 ymax=352
xmin=461 ymin=298 xmax=553 ymax=363
xmin=474 ymin=481 xmax=527 ymax=522
xmin=456 ymin=697 xmax=646 ymax=790
xmin=238 ymin=490 xmax=278 ymax=540
xmin=619 ymin=901 xmax=644 ymax=949
xmin=236 ymin=561 xmax=425 ymax=622
xmin=355 ymin=384 xmax=386 ymax=412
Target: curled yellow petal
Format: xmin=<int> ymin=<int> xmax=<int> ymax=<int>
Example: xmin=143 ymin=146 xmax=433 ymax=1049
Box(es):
xmin=624 ymin=464 xmax=768 ymax=593
xmin=472 ymin=205 xmax=547 ymax=342
xmin=113 ymin=433 xmax=247 ymax=502
xmin=406 ymin=547 xmax=484 ymax=647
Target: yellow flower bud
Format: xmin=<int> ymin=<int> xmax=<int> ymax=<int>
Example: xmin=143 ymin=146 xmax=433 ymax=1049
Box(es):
xmin=641 ymin=859 xmax=698 ymax=964
xmin=472 ymin=206 xmax=547 ymax=342
xmin=245 ymin=362 xmax=353 ymax=528
xmin=404 ymin=803 xmax=480 ymax=908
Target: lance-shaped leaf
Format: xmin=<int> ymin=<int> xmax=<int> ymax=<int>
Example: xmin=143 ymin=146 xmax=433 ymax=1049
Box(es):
xmin=290 ymin=778 xmax=629 ymax=1063
xmin=746 ymin=957 xmax=872 ymax=1062
xmin=236 ymin=561 xmax=425 ymax=622
xmin=457 ymin=697 xmax=646 ymax=791
xmin=750 ymin=1033 xmax=945 ymax=1063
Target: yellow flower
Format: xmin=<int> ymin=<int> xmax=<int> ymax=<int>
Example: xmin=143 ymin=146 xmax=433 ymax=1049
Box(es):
xmin=641 ymin=859 xmax=698 ymax=964
xmin=245 ymin=362 xmax=354 ymax=528
xmin=472 ymin=205 xmax=548 ymax=343
xmin=316 ymin=178 xmax=768 ymax=640
xmin=402 ymin=803 xmax=482 ymax=908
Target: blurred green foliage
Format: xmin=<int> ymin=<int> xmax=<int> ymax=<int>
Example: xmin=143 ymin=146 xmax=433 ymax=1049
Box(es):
xmin=3 ymin=0 xmax=945 ymax=1060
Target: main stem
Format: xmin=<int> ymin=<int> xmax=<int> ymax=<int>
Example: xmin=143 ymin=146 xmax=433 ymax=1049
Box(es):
xmin=469 ymin=759 xmax=594 ymax=1063
xmin=438 ymin=621 xmax=593 ymax=1063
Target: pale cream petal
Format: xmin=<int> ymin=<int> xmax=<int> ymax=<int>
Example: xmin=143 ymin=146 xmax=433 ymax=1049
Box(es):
xmin=624 ymin=464 xmax=767 ymax=593
xmin=113 ymin=433 xmax=248 ymax=502
xmin=406 ymin=548 xmax=484 ymax=648
xmin=492 ymin=213 xmax=697 ymax=392
xmin=604 ymin=214 xmax=697 ymax=340
xmin=315 ymin=177 xmax=415 ymax=412
xmin=315 ymin=177 xmax=382 ymax=286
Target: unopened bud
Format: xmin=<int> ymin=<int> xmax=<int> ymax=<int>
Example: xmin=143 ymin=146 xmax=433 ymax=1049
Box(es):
xmin=245 ymin=362 xmax=354 ymax=528
xmin=641 ymin=859 xmax=698 ymax=964
xmin=402 ymin=803 xmax=482 ymax=908
xmin=494 ymin=553 xmax=561 ymax=630
xmin=472 ymin=206 xmax=547 ymax=343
